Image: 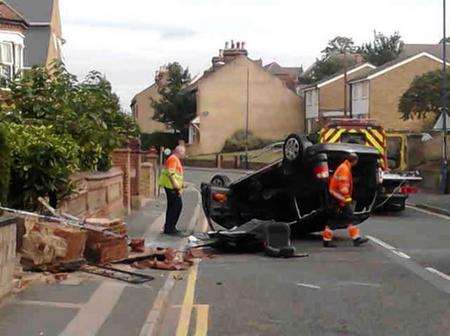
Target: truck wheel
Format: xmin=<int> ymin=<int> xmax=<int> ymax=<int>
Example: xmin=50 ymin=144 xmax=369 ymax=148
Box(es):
xmin=210 ymin=174 xmax=231 ymax=188
xmin=283 ymin=134 xmax=310 ymax=163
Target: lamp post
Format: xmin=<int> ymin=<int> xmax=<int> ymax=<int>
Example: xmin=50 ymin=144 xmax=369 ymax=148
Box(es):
xmin=441 ymin=0 xmax=449 ymax=194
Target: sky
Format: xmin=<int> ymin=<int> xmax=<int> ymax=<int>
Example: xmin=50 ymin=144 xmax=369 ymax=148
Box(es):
xmin=60 ymin=0 xmax=446 ymax=111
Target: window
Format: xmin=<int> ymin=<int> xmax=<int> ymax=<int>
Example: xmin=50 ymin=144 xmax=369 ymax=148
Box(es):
xmin=14 ymin=44 xmax=23 ymax=70
xmin=306 ymin=91 xmax=312 ymax=105
xmin=188 ymin=124 xmax=200 ymax=144
xmin=0 ymin=42 xmax=13 ymax=81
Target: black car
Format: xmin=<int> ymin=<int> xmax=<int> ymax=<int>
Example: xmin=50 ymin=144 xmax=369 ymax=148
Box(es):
xmin=201 ymin=134 xmax=383 ymax=234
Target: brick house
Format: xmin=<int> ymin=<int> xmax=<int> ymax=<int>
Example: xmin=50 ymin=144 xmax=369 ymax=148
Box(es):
xmin=348 ymin=52 xmax=447 ymax=132
xmin=132 ymin=42 xmax=304 ymax=155
xmin=264 ymin=61 xmax=302 ymax=92
xmin=301 ymin=62 xmax=376 ymax=133
xmin=5 ymin=0 xmax=63 ymax=68
xmin=183 ymin=42 xmax=304 ymax=155
xmin=0 ymin=1 xmax=28 ymax=85
xmin=131 ymin=75 xmax=167 ymax=134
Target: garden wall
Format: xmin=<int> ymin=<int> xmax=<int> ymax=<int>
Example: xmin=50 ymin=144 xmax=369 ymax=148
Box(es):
xmin=59 ymin=168 xmax=125 ymax=219
xmin=0 ymin=216 xmax=16 ymax=300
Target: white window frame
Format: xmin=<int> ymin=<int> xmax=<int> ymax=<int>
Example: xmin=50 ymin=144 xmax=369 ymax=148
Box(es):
xmin=0 ymin=42 xmax=14 ymax=81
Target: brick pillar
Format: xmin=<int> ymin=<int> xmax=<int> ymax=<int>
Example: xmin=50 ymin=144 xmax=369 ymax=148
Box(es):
xmin=130 ymin=151 xmax=143 ymax=210
xmin=112 ymin=149 xmax=131 ymax=214
xmin=0 ymin=216 xmax=16 ymax=300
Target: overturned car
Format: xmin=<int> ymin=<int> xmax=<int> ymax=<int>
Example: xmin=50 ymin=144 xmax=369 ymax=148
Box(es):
xmin=201 ymin=134 xmax=383 ymax=235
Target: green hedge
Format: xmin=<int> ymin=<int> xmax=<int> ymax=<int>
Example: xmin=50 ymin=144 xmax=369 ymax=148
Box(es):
xmin=222 ymin=130 xmax=272 ymax=153
xmin=0 ymin=124 xmax=10 ymax=205
xmin=141 ymin=132 xmax=179 ymax=151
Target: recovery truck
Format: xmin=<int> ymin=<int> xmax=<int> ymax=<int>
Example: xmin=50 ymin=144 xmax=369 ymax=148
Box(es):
xmin=319 ymin=118 xmax=422 ymax=211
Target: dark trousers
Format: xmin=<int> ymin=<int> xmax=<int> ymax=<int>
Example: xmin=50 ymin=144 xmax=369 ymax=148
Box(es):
xmin=164 ymin=188 xmax=183 ymax=233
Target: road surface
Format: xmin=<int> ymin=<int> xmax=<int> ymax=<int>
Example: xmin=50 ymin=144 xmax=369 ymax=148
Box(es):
xmin=161 ymin=168 xmax=450 ymax=336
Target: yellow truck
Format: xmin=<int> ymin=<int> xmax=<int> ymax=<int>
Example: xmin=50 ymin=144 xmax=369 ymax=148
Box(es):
xmin=319 ymin=118 xmax=422 ymax=211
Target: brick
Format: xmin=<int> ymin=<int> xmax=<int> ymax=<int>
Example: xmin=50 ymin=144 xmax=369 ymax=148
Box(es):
xmin=83 ymin=218 xmax=129 ymax=264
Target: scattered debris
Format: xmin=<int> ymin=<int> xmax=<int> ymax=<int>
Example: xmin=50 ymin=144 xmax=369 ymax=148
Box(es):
xmin=130 ymin=247 xmax=213 ymax=271
xmin=188 ymin=220 xmax=307 ymax=259
xmin=80 ymin=264 xmax=154 ymax=284
xmin=172 ymin=273 xmax=184 ymax=281
xmin=129 ymin=238 xmax=145 ymax=253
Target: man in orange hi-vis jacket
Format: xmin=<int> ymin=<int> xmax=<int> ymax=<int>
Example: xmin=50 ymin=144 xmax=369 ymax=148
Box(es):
xmin=322 ymin=153 xmax=369 ymax=248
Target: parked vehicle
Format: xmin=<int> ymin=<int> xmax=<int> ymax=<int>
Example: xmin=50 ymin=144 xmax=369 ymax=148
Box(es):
xmin=319 ymin=119 xmax=422 ymax=211
xmin=201 ymin=134 xmax=382 ymax=234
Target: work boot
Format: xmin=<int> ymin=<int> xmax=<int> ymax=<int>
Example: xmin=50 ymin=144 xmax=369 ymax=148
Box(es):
xmin=323 ymin=240 xmax=337 ymax=248
xmin=353 ymin=237 xmax=369 ymax=247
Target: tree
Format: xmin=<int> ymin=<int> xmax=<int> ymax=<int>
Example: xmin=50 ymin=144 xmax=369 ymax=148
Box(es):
xmin=359 ymin=31 xmax=404 ymax=66
xmin=300 ymin=36 xmax=357 ymax=84
xmin=151 ymin=62 xmax=196 ymax=132
xmin=322 ymin=36 xmax=356 ymax=58
xmin=300 ymin=54 xmax=357 ymax=84
xmin=399 ymin=70 xmax=447 ymax=120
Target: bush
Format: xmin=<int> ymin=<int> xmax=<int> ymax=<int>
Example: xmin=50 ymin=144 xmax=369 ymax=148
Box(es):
xmin=222 ymin=130 xmax=272 ymax=153
xmin=141 ymin=132 xmax=179 ymax=151
xmin=0 ymin=124 xmax=10 ymax=205
xmin=1 ymin=63 xmax=140 ymax=173
xmin=6 ymin=123 xmax=80 ymax=209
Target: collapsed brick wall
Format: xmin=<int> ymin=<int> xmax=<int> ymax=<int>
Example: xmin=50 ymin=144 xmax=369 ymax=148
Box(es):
xmin=0 ymin=216 xmax=16 ymax=300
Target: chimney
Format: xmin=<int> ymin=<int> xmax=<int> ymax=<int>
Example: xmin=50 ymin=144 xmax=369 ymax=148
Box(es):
xmin=222 ymin=39 xmax=248 ymax=63
xmin=225 ymin=41 xmax=229 ymax=49
xmin=237 ymin=41 xmax=241 ymax=49
xmin=242 ymin=41 xmax=246 ymax=49
xmin=231 ymin=40 xmax=235 ymax=49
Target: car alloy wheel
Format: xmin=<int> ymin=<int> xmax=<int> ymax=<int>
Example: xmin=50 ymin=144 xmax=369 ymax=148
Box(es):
xmin=285 ymin=138 xmax=300 ymax=161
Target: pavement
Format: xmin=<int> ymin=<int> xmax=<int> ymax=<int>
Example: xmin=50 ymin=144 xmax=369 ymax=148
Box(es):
xmin=0 ymin=183 xmax=203 ymax=336
xmin=407 ymin=189 xmax=450 ymax=216
xmin=1 ymin=167 xmax=450 ymax=336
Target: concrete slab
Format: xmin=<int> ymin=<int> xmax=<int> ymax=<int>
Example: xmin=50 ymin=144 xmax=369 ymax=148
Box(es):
xmin=0 ymin=304 xmax=77 ymax=336
xmin=18 ymin=281 xmax=100 ymax=304
xmin=96 ymin=286 xmax=158 ymax=336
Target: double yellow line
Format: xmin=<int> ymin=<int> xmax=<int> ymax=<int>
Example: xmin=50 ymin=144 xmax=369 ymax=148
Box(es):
xmin=176 ymin=261 xmax=209 ymax=336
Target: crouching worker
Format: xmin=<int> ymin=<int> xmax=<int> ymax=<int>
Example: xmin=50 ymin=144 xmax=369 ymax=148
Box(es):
xmin=323 ymin=153 xmax=369 ymax=248
xmin=158 ymin=145 xmax=186 ymax=235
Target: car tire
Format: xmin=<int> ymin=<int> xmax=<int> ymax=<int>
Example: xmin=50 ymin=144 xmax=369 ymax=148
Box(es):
xmin=283 ymin=134 xmax=310 ymax=163
xmin=210 ymin=174 xmax=231 ymax=188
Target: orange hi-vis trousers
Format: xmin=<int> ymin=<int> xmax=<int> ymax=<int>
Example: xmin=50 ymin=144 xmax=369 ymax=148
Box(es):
xmin=322 ymin=224 xmax=361 ymax=242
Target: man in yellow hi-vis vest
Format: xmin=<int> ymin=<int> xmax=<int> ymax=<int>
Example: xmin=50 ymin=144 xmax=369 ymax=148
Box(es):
xmin=159 ymin=145 xmax=185 ymax=234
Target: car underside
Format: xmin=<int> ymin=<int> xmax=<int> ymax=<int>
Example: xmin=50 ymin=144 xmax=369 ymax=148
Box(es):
xmin=201 ymin=135 xmax=382 ymax=234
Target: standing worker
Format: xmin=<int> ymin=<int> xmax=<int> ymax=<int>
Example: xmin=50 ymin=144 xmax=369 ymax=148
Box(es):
xmin=322 ymin=153 xmax=369 ymax=248
xmin=159 ymin=145 xmax=186 ymax=235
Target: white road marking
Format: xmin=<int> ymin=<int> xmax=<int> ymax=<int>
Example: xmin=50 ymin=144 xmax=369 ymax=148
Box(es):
xmin=296 ymin=283 xmax=321 ymax=290
xmin=59 ymin=282 xmax=125 ymax=336
xmin=17 ymin=300 xmax=82 ymax=309
xmin=367 ymin=235 xmax=395 ymax=250
xmin=338 ymin=281 xmax=381 ymax=288
xmin=391 ymin=250 xmax=411 ymax=259
xmin=426 ymin=267 xmax=450 ymax=281
xmin=407 ymin=205 xmax=450 ymax=221
xmin=368 ymin=235 xmax=410 ymax=259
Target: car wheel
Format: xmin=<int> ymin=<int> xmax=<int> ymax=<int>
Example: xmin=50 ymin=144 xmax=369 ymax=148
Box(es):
xmin=210 ymin=174 xmax=231 ymax=188
xmin=283 ymin=134 xmax=309 ymax=163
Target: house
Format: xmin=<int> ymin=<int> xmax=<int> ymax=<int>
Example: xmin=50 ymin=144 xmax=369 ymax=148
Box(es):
xmin=0 ymin=1 xmax=28 ymax=84
xmin=183 ymin=42 xmax=304 ymax=155
xmin=264 ymin=62 xmax=302 ymax=91
xmin=5 ymin=0 xmax=62 ymax=68
xmin=348 ymin=51 xmax=447 ymax=132
xmin=301 ymin=62 xmax=376 ymax=133
xmin=130 ymin=69 xmax=167 ymax=134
